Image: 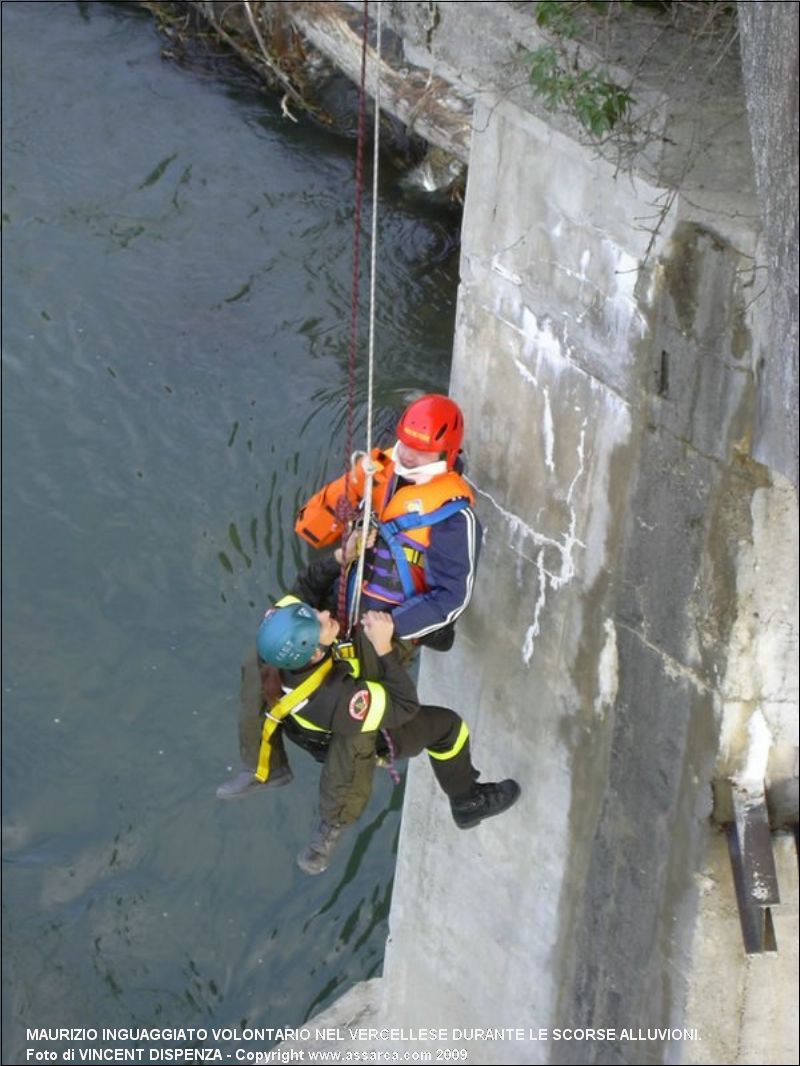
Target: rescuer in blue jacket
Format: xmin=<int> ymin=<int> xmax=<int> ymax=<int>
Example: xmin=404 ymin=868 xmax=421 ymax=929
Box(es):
xmin=294 ymin=394 xmax=481 ymax=651
xmin=216 ymin=554 xmax=520 ymax=875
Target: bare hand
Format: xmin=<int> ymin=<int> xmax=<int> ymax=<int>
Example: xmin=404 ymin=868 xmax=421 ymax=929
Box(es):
xmin=341 ymin=524 xmax=377 ymax=565
xmin=361 ymin=610 xmax=395 ymax=656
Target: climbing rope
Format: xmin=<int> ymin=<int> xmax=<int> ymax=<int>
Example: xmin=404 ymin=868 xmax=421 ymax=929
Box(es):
xmin=334 ymin=0 xmax=371 ymax=631
xmin=336 ymin=5 xmax=399 ymax=788
xmin=348 ymin=0 xmax=383 ymax=633
xmin=342 ymin=0 xmax=370 ymax=484
xmin=336 ymin=0 xmax=383 ymax=635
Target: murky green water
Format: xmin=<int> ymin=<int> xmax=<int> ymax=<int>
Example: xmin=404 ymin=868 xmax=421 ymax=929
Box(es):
xmin=1 ymin=2 xmax=458 ymax=1059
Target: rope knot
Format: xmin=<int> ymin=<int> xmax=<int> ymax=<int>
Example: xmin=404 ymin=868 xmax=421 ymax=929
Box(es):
xmin=333 ymin=493 xmax=357 ymax=529
xmin=352 ymin=450 xmax=379 ymax=478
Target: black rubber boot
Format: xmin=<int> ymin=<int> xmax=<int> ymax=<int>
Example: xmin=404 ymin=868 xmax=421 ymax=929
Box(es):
xmin=297 ymin=821 xmax=345 ymax=875
xmin=215 ymin=766 xmax=293 ymax=800
xmin=450 ymin=779 xmax=521 ymax=829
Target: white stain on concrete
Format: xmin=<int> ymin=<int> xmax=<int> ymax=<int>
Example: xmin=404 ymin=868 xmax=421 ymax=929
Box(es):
xmin=620 ymin=622 xmax=714 ymax=695
xmin=566 ymin=420 xmax=587 ymax=507
xmin=603 ymin=238 xmax=648 ymax=341
xmin=522 ymin=549 xmax=549 ymax=666
xmin=475 ymin=299 xmax=631 ymax=667
xmin=521 ymin=305 xmax=564 ymax=365
xmin=513 ymin=355 xmax=538 ymax=389
xmin=734 ymin=709 xmax=773 ymax=792
xmin=594 ymin=618 xmax=619 ymax=717
xmin=542 ymin=385 xmax=555 ymax=473
xmin=491 ymin=254 xmax=523 ymax=286
xmin=474 ymin=287 xmax=634 ymax=668
xmin=475 ymin=485 xmax=564 ymax=555
xmin=579 ymin=248 xmax=591 ymax=281
xmin=717 ymin=478 xmax=798 ymax=789
xmin=502 ymin=302 xmax=633 ymax=414
xmin=500 ymin=237 xmax=647 ymax=350
xmin=476 ymin=423 xmax=587 ymax=669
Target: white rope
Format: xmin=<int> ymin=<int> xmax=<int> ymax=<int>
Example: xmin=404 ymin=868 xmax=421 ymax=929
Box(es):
xmin=349 ymin=0 xmax=382 ymax=631
xmin=365 ymin=1 xmax=381 ymax=461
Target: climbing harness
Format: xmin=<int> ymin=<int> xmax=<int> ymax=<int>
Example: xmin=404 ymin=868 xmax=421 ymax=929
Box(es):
xmin=364 ymin=492 xmax=472 ymax=605
xmin=255 ymin=657 xmax=334 ymax=781
xmin=257 ymin=637 xmax=395 ymax=780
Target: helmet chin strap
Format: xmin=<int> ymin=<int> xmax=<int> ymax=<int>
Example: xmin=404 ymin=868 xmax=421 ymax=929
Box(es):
xmin=392 ymin=443 xmax=448 ymax=484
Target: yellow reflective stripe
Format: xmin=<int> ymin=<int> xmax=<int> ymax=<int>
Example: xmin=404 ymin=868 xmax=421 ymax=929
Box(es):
xmin=295 ymin=678 xmax=383 ymax=732
xmin=291 ymin=713 xmax=328 ymax=733
xmin=275 ymin=594 xmax=302 ymax=608
xmin=427 ymin=720 xmax=470 ymax=761
xmin=362 ymin=682 xmax=387 ymax=731
xmin=254 ymin=658 xmax=333 ymax=780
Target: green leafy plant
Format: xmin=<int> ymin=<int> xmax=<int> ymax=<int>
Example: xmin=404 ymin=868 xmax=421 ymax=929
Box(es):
xmin=535 ymin=1 xmax=579 ymax=37
xmin=573 ymin=72 xmax=635 ymax=135
xmin=528 ymin=1 xmax=635 ymax=136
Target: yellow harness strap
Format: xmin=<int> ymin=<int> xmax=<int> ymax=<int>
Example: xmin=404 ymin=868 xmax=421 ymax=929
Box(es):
xmin=254 ymin=658 xmax=333 ymax=781
xmin=402 ymin=545 xmax=425 ymax=568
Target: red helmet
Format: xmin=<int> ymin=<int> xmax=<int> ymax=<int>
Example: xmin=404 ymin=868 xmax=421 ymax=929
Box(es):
xmin=396 ymin=394 xmax=464 ymax=469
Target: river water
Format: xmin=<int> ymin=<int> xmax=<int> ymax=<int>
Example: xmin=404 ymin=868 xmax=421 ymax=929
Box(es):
xmin=1 ymin=3 xmax=458 ymax=1059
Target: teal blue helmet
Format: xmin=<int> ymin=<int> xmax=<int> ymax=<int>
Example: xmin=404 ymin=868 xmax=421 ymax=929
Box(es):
xmin=256 ymin=601 xmax=321 ymax=669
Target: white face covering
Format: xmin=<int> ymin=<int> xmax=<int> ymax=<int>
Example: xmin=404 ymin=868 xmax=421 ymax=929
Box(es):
xmin=392 ymin=443 xmax=448 ymax=484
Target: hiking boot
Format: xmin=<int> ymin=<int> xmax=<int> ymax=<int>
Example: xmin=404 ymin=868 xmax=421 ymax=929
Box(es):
xmin=215 ymin=765 xmax=293 ymax=800
xmin=297 ymin=821 xmax=344 ymax=876
xmin=450 ymin=779 xmax=521 ymax=829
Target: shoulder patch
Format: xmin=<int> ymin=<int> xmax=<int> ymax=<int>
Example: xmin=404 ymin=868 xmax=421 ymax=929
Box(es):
xmin=348 ymin=688 xmax=371 ymax=721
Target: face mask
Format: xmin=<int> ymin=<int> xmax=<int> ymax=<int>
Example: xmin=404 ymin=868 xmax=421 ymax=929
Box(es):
xmin=392 ymin=443 xmax=448 ymax=484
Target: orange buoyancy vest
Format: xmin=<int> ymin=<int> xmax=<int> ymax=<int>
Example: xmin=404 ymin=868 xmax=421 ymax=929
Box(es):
xmin=359 ymin=472 xmax=475 ymax=606
xmin=295 ymin=450 xmax=475 ymax=605
xmin=294 ymin=449 xmax=394 ymax=549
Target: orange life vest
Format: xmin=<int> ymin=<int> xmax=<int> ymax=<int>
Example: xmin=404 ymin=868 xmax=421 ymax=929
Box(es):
xmin=360 ymin=472 xmax=474 ymax=605
xmin=295 ymin=450 xmax=474 ymax=605
xmin=294 ymin=449 xmax=394 ymax=549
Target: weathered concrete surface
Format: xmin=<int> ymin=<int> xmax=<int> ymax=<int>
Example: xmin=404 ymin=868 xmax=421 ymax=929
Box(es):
xmin=375 ymin=89 xmax=762 ymax=1064
xmin=715 ymin=478 xmax=800 ymax=829
xmin=738 ymin=2 xmax=799 ymax=487
xmin=232 ymin=3 xmax=798 ymax=1062
xmin=683 ymin=832 xmax=799 ymax=1065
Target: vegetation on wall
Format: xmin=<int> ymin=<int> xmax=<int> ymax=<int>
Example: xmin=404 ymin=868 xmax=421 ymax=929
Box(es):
xmin=529 ymin=1 xmax=636 ymax=135
xmin=527 ymin=0 xmax=739 ymax=146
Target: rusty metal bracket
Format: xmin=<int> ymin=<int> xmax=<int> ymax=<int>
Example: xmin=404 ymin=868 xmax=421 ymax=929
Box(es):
xmin=727 ymin=785 xmax=781 ymax=954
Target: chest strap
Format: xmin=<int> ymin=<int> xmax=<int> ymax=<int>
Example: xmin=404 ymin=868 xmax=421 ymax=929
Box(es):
xmin=255 ymin=658 xmax=333 ymax=781
xmin=379 ymin=498 xmax=471 ymax=599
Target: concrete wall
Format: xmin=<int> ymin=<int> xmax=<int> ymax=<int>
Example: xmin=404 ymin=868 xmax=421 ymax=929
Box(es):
xmin=737 ymin=1 xmax=799 ymax=487
xmin=380 ymin=68 xmax=797 ymax=1066
xmin=252 ymin=3 xmax=798 ymax=1062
